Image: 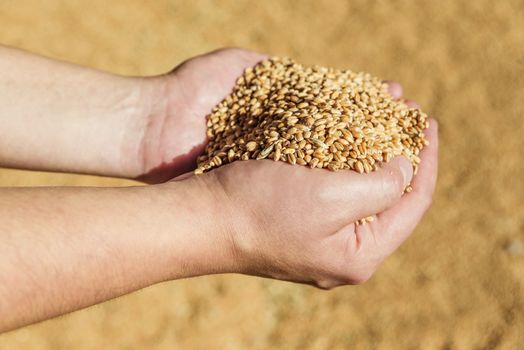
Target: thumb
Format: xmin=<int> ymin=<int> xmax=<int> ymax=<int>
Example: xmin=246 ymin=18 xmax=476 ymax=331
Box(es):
xmin=332 ymin=157 xmax=413 ymax=220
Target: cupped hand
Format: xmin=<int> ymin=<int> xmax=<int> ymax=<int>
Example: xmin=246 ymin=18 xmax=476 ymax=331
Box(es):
xmin=136 ymin=48 xmax=268 ymax=183
xmin=182 ymin=120 xmax=437 ymax=289
xmin=137 ymin=48 xmax=438 ymax=288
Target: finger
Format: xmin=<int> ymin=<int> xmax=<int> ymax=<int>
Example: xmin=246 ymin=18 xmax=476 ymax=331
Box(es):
xmin=370 ymin=119 xmax=438 ymax=256
xmin=324 ymin=156 xmax=413 ymax=220
xmin=205 ymin=47 xmax=269 ymax=70
xmin=404 ymin=99 xmax=420 ymax=108
xmin=384 ymin=81 xmax=403 ymax=100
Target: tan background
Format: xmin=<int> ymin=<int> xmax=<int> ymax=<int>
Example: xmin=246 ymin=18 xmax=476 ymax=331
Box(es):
xmin=1 ymin=1 xmax=523 ymax=349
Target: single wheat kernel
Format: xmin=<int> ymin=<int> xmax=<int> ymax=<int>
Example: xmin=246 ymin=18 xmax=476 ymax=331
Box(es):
xmin=246 ymin=141 xmax=258 ymax=152
xmin=355 ymin=160 xmax=365 ymax=174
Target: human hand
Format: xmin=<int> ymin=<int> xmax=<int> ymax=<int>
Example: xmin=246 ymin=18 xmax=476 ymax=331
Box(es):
xmin=135 ymin=48 xmax=268 ymax=183
xmin=143 ymin=48 xmax=438 ymax=287
xmin=181 ymin=119 xmax=438 ymax=289
xmin=133 ymin=48 xmax=422 ymax=183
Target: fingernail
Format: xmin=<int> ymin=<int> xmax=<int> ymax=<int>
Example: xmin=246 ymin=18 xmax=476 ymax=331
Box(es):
xmin=384 ymin=81 xmax=402 ymax=99
xmin=398 ymin=157 xmax=414 ymax=188
xmin=405 ymin=99 xmax=420 ymax=108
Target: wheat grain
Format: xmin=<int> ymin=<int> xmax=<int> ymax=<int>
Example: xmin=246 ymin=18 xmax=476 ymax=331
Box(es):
xmin=194 ymin=57 xmax=429 ymax=224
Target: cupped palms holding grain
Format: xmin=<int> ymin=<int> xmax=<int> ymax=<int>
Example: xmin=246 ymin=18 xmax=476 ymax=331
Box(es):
xmin=136 ymin=48 xmax=413 ymax=183
xmin=138 ymin=47 xmax=438 ymax=287
xmin=137 ymin=48 xmax=268 ymax=182
xmin=188 ymin=119 xmax=436 ymax=289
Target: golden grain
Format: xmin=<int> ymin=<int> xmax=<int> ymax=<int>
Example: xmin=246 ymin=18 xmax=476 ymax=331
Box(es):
xmin=246 ymin=141 xmax=257 ymax=152
xmin=194 ymin=57 xmax=428 ymax=223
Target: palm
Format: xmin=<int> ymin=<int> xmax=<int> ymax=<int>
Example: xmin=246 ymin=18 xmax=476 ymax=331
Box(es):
xmin=138 ymin=48 xmax=267 ymax=183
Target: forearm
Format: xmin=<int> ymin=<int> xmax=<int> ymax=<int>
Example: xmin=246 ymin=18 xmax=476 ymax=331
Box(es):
xmin=0 ymin=45 xmax=157 ymax=177
xmin=0 ymin=182 xmax=228 ymax=332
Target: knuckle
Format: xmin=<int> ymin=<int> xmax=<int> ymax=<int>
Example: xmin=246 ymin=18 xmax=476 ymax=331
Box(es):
xmin=314 ymin=279 xmax=338 ymax=290
xmin=216 ymin=47 xmax=262 ymax=61
xmin=345 ymin=268 xmax=375 ymax=285
xmin=216 ymin=47 xmax=243 ymax=54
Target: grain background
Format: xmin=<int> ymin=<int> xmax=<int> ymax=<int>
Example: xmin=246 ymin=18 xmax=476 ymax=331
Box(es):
xmin=0 ymin=1 xmax=523 ymax=349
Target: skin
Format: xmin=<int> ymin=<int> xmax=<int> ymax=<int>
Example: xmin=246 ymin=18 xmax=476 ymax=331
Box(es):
xmin=0 ymin=46 xmax=438 ymax=332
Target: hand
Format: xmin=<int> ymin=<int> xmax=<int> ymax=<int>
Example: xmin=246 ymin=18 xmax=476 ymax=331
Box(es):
xmin=182 ymin=119 xmax=438 ymax=289
xmin=136 ymin=48 xmax=268 ymax=183
xmin=141 ymin=49 xmax=438 ymax=287
xmin=132 ymin=48 xmax=418 ymax=183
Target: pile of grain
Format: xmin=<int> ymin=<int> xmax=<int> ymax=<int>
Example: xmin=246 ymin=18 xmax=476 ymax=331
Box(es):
xmin=195 ymin=57 xmax=428 ymax=176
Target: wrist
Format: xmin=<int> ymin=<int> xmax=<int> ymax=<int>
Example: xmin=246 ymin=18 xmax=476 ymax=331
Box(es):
xmin=129 ymin=73 xmax=205 ymax=183
xmin=149 ymin=178 xmax=240 ymax=281
xmin=0 ymin=45 xmax=158 ymax=178
xmin=110 ymin=75 xmax=167 ymax=178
